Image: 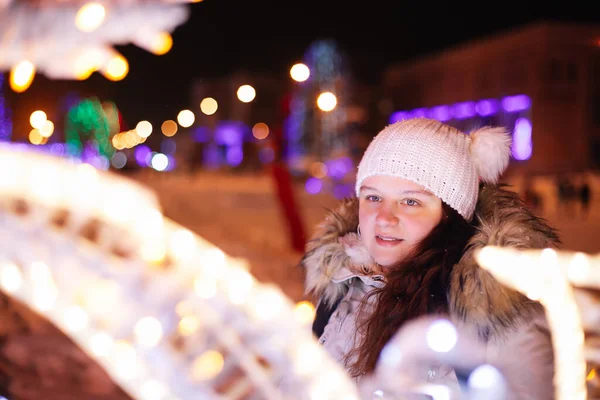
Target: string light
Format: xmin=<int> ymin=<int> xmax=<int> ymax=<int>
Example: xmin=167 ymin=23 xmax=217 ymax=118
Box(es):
xmin=0 ymin=143 xmax=360 ymax=400
xmin=0 ymin=3 xmax=190 ymax=85
xmin=476 ymin=246 xmax=590 ymax=400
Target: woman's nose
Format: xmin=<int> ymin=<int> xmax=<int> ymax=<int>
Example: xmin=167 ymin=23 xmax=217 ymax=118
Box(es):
xmin=375 ymin=208 xmax=399 ymax=227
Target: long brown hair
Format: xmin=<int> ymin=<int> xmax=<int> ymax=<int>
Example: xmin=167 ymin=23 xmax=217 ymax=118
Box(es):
xmin=346 ymin=202 xmax=475 ymax=377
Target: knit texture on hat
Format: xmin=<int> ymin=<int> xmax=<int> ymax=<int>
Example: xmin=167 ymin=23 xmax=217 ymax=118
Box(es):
xmin=355 ymin=118 xmax=511 ymax=220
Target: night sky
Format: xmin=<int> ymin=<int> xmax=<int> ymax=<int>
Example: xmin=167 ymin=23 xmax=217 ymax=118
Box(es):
xmin=5 ymin=1 xmax=600 ymax=134
xmin=111 ymin=1 xmax=600 ymax=125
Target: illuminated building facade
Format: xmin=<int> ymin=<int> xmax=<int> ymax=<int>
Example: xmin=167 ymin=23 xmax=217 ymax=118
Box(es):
xmin=382 ymin=22 xmax=600 ymax=176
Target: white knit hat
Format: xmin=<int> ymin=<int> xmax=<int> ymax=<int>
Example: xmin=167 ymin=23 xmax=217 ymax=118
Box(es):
xmin=355 ymin=118 xmax=512 ymax=220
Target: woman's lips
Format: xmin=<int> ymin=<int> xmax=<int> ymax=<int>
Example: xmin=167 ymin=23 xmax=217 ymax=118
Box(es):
xmin=375 ymin=235 xmax=403 ymax=247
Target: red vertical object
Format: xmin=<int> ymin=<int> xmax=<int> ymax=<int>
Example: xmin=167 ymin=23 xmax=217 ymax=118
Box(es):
xmin=269 ymin=94 xmax=306 ymax=253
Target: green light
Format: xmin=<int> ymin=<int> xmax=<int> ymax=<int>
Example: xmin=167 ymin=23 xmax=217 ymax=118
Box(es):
xmin=65 ymin=97 xmax=114 ymax=158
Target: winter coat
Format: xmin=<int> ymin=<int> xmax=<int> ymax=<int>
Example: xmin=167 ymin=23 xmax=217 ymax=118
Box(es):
xmin=300 ymin=184 xmax=559 ymax=399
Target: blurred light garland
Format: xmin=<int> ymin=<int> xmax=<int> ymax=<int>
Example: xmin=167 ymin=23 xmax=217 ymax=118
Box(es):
xmin=476 ymin=246 xmax=591 ymax=400
xmin=0 ymin=1 xmax=191 ymax=89
xmin=0 ymin=143 xmax=361 ymax=400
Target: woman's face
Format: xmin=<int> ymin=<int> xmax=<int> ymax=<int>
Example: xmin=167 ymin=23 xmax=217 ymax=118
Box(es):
xmin=358 ymin=175 xmax=443 ymax=269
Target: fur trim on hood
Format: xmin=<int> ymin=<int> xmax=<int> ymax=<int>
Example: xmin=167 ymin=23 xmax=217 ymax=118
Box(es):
xmin=299 ymin=184 xmax=560 ymax=339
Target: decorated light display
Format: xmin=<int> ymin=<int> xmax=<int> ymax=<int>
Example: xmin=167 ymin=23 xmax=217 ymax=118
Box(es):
xmin=0 ymin=142 xmax=360 ymax=400
xmin=359 ymin=316 xmax=508 ymax=400
xmin=286 ymin=40 xmax=349 ymax=167
xmin=475 ymin=246 xmax=592 ymax=400
xmin=390 ymin=94 xmax=533 ymax=161
xmin=65 ymin=97 xmax=114 ymax=161
xmin=0 ymin=1 xmax=191 ymax=87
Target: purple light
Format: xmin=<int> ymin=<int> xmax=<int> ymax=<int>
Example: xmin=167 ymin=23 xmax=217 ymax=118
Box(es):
xmin=333 ymin=184 xmax=353 ymax=199
xmin=512 ymin=117 xmax=532 ymax=160
xmin=134 ymin=144 xmax=152 ymax=167
xmin=49 ymin=143 xmax=65 ymax=156
xmin=0 ymin=73 xmax=12 ymax=141
xmin=82 ymin=142 xmax=99 ymax=162
xmin=215 ymin=121 xmax=246 ymax=146
xmin=258 ymin=147 xmax=275 ymax=164
xmin=410 ymin=108 xmax=428 ymax=118
xmin=161 ymin=138 xmax=176 ymax=155
xmin=165 ymin=154 xmax=176 ymax=171
xmin=453 ymin=101 xmax=476 ymax=119
xmin=305 ymin=177 xmax=322 ymax=194
xmin=475 ymin=99 xmax=499 ymax=116
xmin=87 ymin=155 xmax=109 ymax=170
xmin=389 ymin=111 xmax=410 ymax=124
xmin=194 ymin=127 xmax=210 ymax=143
xmin=203 ymin=144 xmax=221 ymax=169
xmin=226 ymin=146 xmax=243 ymax=166
xmin=326 ymin=157 xmax=353 ymax=179
xmin=429 ymin=105 xmax=452 ymax=121
xmin=502 ymin=95 xmax=531 ymax=112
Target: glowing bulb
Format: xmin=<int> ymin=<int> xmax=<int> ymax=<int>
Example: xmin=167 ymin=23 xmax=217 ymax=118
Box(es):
xmin=29 ymin=110 xmax=47 ymax=129
xmin=89 ymin=331 xmax=113 ymax=357
xmin=150 ymin=32 xmax=173 ymax=55
xmin=0 ymin=263 xmax=22 ymax=293
xmin=191 ymin=350 xmax=224 ymax=381
xmin=200 ymin=97 xmax=218 ymax=115
xmin=236 ymin=85 xmax=256 ymax=103
xmin=63 ymin=306 xmax=89 ymax=332
xmin=136 ymin=121 xmax=153 ymax=138
xmin=252 ymin=122 xmax=269 ymax=140
xmin=290 ymin=63 xmax=310 ymax=82
xmin=10 ymin=61 xmax=35 ymax=93
xmin=75 ymin=2 xmax=106 ymax=32
xmin=103 ymin=55 xmax=129 ymax=81
xmin=161 ymin=120 xmax=178 ymax=137
xmin=426 ymin=319 xmax=457 ymax=352
xmin=317 ymin=92 xmax=337 ymax=112
xmin=134 ymin=317 xmax=163 ymax=347
xmin=294 ymin=300 xmax=316 ymax=325
xmin=468 ymin=364 xmax=504 ymax=389
xmin=177 ymin=109 xmax=195 ymax=127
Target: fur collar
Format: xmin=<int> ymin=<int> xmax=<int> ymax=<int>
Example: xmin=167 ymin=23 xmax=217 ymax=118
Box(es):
xmin=300 ymin=184 xmax=560 ymax=339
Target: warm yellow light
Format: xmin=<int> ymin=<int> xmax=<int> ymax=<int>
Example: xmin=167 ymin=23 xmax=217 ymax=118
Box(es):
xmin=74 ymin=48 xmax=107 ymax=80
xmin=200 ymin=97 xmax=218 ymax=115
xmin=161 ymin=120 xmax=178 ymax=137
xmin=236 ymin=85 xmax=256 ymax=103
xmin=191 ymin=350 xmax=224 ymax=381
xmin=150 ymin=32 xmax=173 ymax=56
xmin=10 ymin=61 xmax=35 ymax=93
xmin=75 ymin=2 xmax=106 ymax=33
xmin=475 ymin=246 xmax=587 ymax=400
xmin=29 ymin=110 xmax=47 ymax=129
xmin=28 ymin=129 xmax=44 ymax=145
xmin=290 ymin=63 xmax=310 ymax=82
xmin=177 ymin=110 xmax=195 ymax=128
xmin=134 ymin=316 xmax=163 ymax=347
xmin=252 ymin=122 xmax=269 ymax=140
xmin=294 ymin=300 xmax=316 ymax=325
xmin=135 ymin=121 xmax=153 ymax=138
xmin=178 ymin=316 xmax=201 ymax=336
xmin=317 ymin=92 xmax=337 ymax=112
xmin=39 ymin=120 xmax=55 ymax=138
xmin=104 ymin=55 xmax=129 ymax=81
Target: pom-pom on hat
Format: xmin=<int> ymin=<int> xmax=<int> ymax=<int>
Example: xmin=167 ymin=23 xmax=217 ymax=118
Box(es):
xmin=355 ymin=118 xmax=512 ymax=220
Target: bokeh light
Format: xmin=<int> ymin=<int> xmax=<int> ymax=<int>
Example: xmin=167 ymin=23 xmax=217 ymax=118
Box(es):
xmin=236 ymin=85 xmax=256 ymax=103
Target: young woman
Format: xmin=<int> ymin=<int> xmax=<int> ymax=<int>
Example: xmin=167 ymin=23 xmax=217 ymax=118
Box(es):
xmin=301 ymin=118 xmax=558 ymax=399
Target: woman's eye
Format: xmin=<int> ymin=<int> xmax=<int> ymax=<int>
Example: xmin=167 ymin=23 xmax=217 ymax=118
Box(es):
xmin=405 ymin=199 xmax=419 ymax=206
xmin=366 ymin=195 xmax=380 ymax=202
